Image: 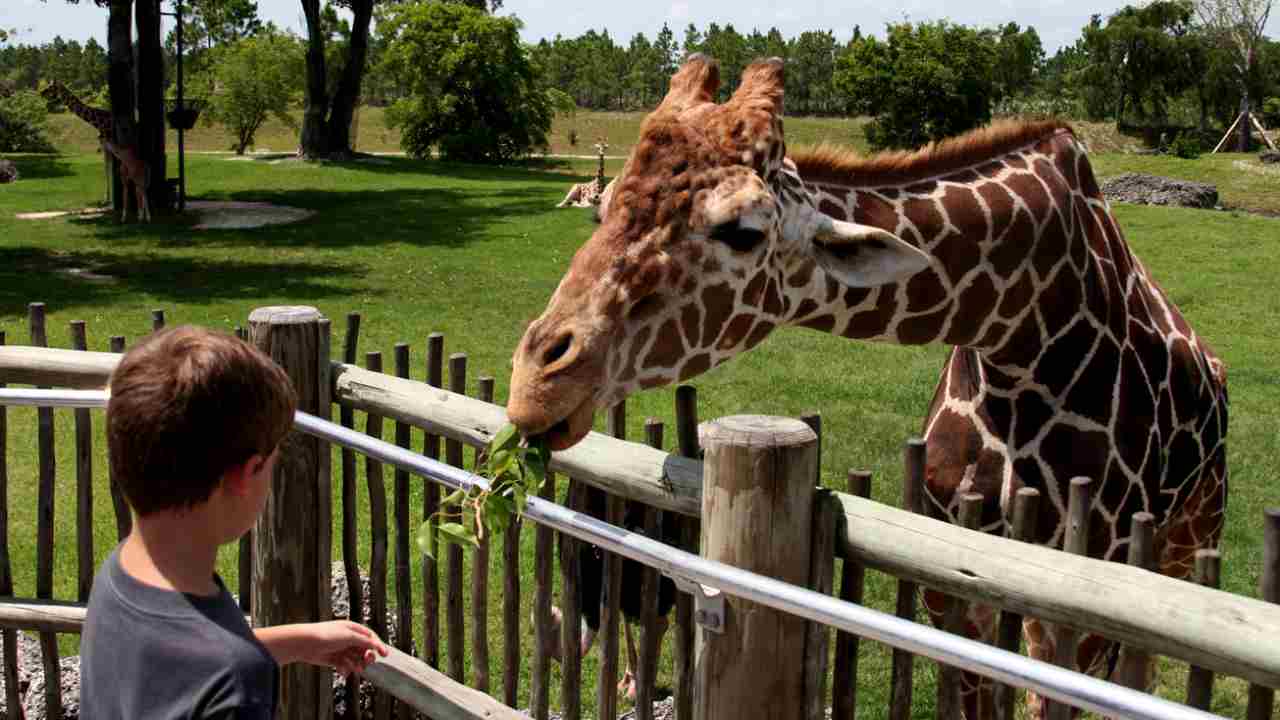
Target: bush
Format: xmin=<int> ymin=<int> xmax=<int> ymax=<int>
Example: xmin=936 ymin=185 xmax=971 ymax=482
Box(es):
xmin=1264 ymin=98 xmax=1280 ymax=129
xmin=0 ymin=89 xmax=56 ymax=153
xmin=379 ymin=2 xmax=552 ymax=163
xmin=835 ymin=21 xmax=997 ymax=151
xmin=1168 ymin=132 xmax=1201 ymax=159
xmin=198 ymin=32 xmax=303 ymax=155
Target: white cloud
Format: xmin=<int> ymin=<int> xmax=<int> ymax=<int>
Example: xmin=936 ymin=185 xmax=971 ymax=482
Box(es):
xmin=670 ymin=2 xmax=690 ymax=21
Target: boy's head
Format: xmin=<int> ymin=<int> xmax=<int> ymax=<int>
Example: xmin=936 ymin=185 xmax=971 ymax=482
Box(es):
xmin=107 ymin=326 xmax=297 ymax=517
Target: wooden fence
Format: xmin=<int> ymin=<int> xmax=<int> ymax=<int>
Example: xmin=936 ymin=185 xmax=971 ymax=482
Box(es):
xmin=0 ymin=302 xmax=1278 ymax=720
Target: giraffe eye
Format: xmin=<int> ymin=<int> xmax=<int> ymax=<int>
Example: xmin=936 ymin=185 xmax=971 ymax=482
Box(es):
xmin=708 ymin=220 xmax=766 ymax=253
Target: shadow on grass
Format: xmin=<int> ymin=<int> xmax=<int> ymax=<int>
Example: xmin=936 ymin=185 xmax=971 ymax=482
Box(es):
xmin=0 ymin=246 xmax=371 ymax=313
xmin=8 ymin=156 xmax=77 ymax=180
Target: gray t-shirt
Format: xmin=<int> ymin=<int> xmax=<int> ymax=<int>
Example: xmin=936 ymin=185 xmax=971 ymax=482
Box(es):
xmin=81 ymin=546 xmax=278 ymax=720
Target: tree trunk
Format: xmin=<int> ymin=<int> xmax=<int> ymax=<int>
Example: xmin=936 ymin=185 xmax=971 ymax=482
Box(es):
xmin=327 ymin=0 xmax=373 ymax=157
xmin=298 ymin=0 xmax=330 ymax=158
xmin=107 ymin=0 xmax=136 ymax=219
xmin=1239 ymin=93 xmax=1253 ymax=152
xmin=135 ymin=0 xmax=169 ymax=214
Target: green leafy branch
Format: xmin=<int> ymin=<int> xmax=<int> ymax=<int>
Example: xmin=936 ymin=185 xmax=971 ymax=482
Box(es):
xmin=417 ymin=423 xmax=549 ymax=557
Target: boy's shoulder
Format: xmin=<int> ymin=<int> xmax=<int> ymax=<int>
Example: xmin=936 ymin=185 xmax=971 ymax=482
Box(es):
xmin=82 ymin=549 xmax=277 ymax=718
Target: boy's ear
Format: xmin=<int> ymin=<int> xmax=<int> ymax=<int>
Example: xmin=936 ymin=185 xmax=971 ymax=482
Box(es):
xmin=220 ymin=454 xmax=267 ymax=498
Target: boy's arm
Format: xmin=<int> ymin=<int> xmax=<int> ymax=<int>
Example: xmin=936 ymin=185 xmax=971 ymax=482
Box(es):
xmin=255 ymin=620 xmax=388 ymax=675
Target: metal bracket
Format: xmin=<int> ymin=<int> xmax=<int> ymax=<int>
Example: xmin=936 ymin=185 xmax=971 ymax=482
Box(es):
xmin=670 ymin=575 xmax=725 ymax=634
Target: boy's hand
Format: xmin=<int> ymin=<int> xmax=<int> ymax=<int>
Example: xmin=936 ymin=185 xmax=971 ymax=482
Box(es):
xmin=256 ymin=621 xmax=389 ymax=674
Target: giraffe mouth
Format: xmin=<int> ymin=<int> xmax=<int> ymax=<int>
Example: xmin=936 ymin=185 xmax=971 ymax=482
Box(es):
xmin=537 ymin=397 xmax=597 ymax=452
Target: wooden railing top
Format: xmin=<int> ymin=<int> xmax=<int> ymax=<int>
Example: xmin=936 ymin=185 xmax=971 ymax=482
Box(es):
xmin=3 ymin=345 xmax=1279 ymax=689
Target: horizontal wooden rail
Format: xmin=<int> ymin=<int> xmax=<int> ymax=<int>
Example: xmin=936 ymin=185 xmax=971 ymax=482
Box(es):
xmin=0 ymin=346 xmax=119 ymax=388
xmin=4 ymin=347 xmax=1280 ymax=691
xmin=834 ymin=492 xmax=1280 ymax=689
xmin=330 ymin=362 xmax=702 ymax=517
xmin=0 ymin=599 xmax=90 ymax=634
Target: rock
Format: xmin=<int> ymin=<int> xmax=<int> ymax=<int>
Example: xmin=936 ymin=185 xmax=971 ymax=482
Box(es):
xmin=1100 ymin=173 xmax=1219 ymax=210
xmin=1260 ymin=151 xmax=1280 ymax=164
xmin=22 ymin=655 xmax=80 ymax=720
xmin=0 ymin=631 xmax=49 ymax=718
xmin=0 ymin=160 xmax=17 ymax=184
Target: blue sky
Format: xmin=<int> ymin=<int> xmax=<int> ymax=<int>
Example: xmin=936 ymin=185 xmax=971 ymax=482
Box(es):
xmin=4 ymin=0 xmax=1277 ymax=55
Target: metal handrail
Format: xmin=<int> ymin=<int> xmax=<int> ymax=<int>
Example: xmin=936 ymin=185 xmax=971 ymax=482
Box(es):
xmin=0 ymin=387 xmax=1223 ymax=720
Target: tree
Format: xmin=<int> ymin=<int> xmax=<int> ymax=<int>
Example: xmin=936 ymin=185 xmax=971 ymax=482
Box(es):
xmin=1193 ymin=0 xmax=1273 ymax=149
xmin=0 ymin=89 xmax=56 ymax=152
xmin=379 ymin=2 xmax=551 ymax=162
xmin=1077 ymin=3 xmax=1200 ymax=125
xmin=788 ymin=29 xmax=839 ymax=114
xmin=200 ymin=32 xmax=303 ymax=154
xmin=992 ymin=23 xmax=1045 ymax=103
xmin=836 ymin=21 xmax=998 ymax=149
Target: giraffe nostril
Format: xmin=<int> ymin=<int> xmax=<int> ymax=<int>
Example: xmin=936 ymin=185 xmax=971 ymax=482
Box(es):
xmin=543 ymin=333 xmax=573 ymax=367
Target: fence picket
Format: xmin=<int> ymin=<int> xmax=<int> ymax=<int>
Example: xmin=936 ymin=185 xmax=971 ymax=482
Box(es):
xmin=422 ymin=332 xmax=444 ymax=669
xmin=0 ymin=330 xmax=20 ymax=719
xmin=890 ymin=439 xmax=925 ymax=720
xmin=339 ymin=314 xmax=364 ymax=720
xmin=1185 ymin=549 xmax=1221 ymax=710
xmin=1245 ymin=509 xmax=1278 ymax=720
xmin=635 ymin=419 xmax=665 ymax=720
xmin=1047 ymin=477 xmax=1095 ymax=720
xmin=446 ymin=353 xmax=468 ymax=683
xmin=31 ymin=302 xmax=62 ymax=720
xmin=530 ymin=472 xmax=556 ymax=720
xmin=559 ymin=479 xmax=585 ymax=720
xmin=70 ymin=320 xmax=94 ymax=603
xmin=1117 ymin=513 xmax=1156 ymax=692
xmin=672 ymin=385 xmax=700 ymax=720
xmin=937 ymin=493 xmax=984 ymax=720
xmin=393 ymin=344 xmax=415 ymax=720
xmin=597 ymin=402 xmax=626 ymax=720
xmin=994 ymin=487 xmax=1041 ymax=720
xmin=832 ymin=470 xmax=872 ymax=720
xmin=364 ymin=351 xmax=392 ymax=720
xmin=472 ymin=376 xmax=495 ymax=694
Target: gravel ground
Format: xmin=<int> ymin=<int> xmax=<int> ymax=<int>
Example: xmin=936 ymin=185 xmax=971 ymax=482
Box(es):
xmin=1099 ymin=173 xmax=1219 ymax=209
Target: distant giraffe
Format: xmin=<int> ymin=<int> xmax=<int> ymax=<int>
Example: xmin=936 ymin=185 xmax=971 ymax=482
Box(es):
xmin=40 ymin=80 xmax=112 ymax=141
xmin=101 ymin=139 xmax=150 ymax=223
xmin=557 ymin=139 xmax=614 ymax=214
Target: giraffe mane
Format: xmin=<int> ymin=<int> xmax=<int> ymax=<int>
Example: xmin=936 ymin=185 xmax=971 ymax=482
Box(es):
xmin=790 ymin=118 xmax=1075 ymax=187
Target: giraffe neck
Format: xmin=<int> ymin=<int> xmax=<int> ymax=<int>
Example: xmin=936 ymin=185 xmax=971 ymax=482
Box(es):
xmin=778 ymin=131 xmax=1146 ymax=373
xmin=55 ymin=85 xmax=111 ymax=137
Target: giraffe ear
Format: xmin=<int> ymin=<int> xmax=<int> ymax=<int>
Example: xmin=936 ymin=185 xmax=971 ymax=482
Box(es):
xmin=729 ymin=58 xmax=785 ymax=116
xmin=811 ymin=216 xmax=931 ymax=288
xmin=657 ymin=54 xmax=720 ymax=113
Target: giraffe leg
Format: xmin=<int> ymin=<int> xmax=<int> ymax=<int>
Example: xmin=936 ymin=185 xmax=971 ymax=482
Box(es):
xmin=923 ymin=589 xmax=998 ymax=720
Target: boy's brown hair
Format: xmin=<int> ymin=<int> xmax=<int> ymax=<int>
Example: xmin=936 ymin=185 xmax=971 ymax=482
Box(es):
xmin=107 ymin=326 xmax=297 ymax=516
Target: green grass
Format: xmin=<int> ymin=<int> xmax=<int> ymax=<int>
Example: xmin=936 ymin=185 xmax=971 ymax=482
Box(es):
xmin=0 ymin=145 xmax=1277 ymax=719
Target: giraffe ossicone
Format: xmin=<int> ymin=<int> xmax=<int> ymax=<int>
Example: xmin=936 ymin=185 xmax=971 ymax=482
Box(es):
xmin=507 ymin=55 xmax=1227 ymax=719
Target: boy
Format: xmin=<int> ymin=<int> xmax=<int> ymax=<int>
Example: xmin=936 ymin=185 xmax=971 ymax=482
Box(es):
xmin=82 ymin=325 xmax=387 ymax=719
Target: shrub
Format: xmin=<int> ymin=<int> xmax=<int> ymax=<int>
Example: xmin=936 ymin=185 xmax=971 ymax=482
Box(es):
xmin=379 ymin=2 xmax=552 ymax=163
xmin=0 ymin=89 xmax=56 ymax=153
xmin=199 ymin=32 xmax=303 ymax=155
xmin=836 ymin=21 xmax=997 ymax=151
xmin=1168 ymin=132 xmax=1201 ymax=159
xmin=1263 ymin=98 xmax=1280 ymax=129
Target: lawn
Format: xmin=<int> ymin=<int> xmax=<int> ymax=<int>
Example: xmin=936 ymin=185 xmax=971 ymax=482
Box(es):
xmin=1 ymin=139 xmax=1278 ymax=719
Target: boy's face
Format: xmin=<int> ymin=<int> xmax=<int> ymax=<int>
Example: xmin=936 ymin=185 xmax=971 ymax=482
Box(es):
xmin=221 ymin=445 xmax=280 ymax=543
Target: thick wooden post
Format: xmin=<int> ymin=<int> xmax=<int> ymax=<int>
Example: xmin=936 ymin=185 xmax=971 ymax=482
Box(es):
xmin=695 ymin=415 xmax=817 ymax=720
xmin=248 ymin=306 xmax=332 ymax=720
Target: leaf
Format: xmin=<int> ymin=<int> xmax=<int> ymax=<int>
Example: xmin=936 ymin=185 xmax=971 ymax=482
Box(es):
xmin=438 ymin=521 xmax=479 ymax=548
xmin=489 ymin=422 xmax=521 ymax=455
xmin=416 ymin=520 xmax=437 ymax=558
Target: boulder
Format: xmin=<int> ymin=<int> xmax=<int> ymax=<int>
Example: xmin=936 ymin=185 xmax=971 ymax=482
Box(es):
xmin=1100 ymin=173 xmax=1218 ymax=209
xmin=1260 ymin=151 xmax=1280 ymax=164
xmin=0 ymin=160 xmax=17 ymax=184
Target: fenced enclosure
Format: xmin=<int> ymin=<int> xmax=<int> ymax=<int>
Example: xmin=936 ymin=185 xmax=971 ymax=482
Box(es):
xmin=0 ymin=302 xmax=1278 ymax=720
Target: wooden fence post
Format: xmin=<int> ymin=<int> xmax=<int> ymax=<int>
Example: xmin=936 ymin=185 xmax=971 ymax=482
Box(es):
xmin=1246 ymin=508 xmax=1279 ymax=720
xmin=248 ymin=306 xmax=332 ymax=720
xmin=695 ymin=415 xmax=817 ymax=720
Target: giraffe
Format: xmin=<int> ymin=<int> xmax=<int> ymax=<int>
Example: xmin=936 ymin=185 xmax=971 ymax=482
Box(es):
xmin=505 ymin=56 xmax=1228 ymax=719
xmin=39 ymin=81 xmax=123 ymax=210
xmin=101 ymin=138 xmax=151 ymax=223
xmin=557 ymin=139 xmax=615 ymax=215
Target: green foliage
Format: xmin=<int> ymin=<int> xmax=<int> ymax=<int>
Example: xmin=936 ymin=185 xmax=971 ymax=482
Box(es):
xmin=1076 ymin=3 xmax=1200 ymax=124
xmin=991 ymin=22 xmax=1045 ymax=103
xmin=836 ymin=21 xmax=997 ymax=150
xmin=198 ymin=32 xmax=303 ymax=154
xmin=0 ymin=89 xmax=55 ymax=153
xmin=1264 ymin=98 xmax=1280 ymax=128
xmin=1168 ymin=132 xmax=1202 ymax=158
xmin=418 ymin=425 xmax=549 ymax=556
xmin=379 ymin=2 xmax=551 ymax=163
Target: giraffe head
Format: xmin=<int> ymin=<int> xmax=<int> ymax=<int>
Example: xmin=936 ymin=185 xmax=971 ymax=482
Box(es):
xmin=507 ymin=55 xmax=928 ymax=450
